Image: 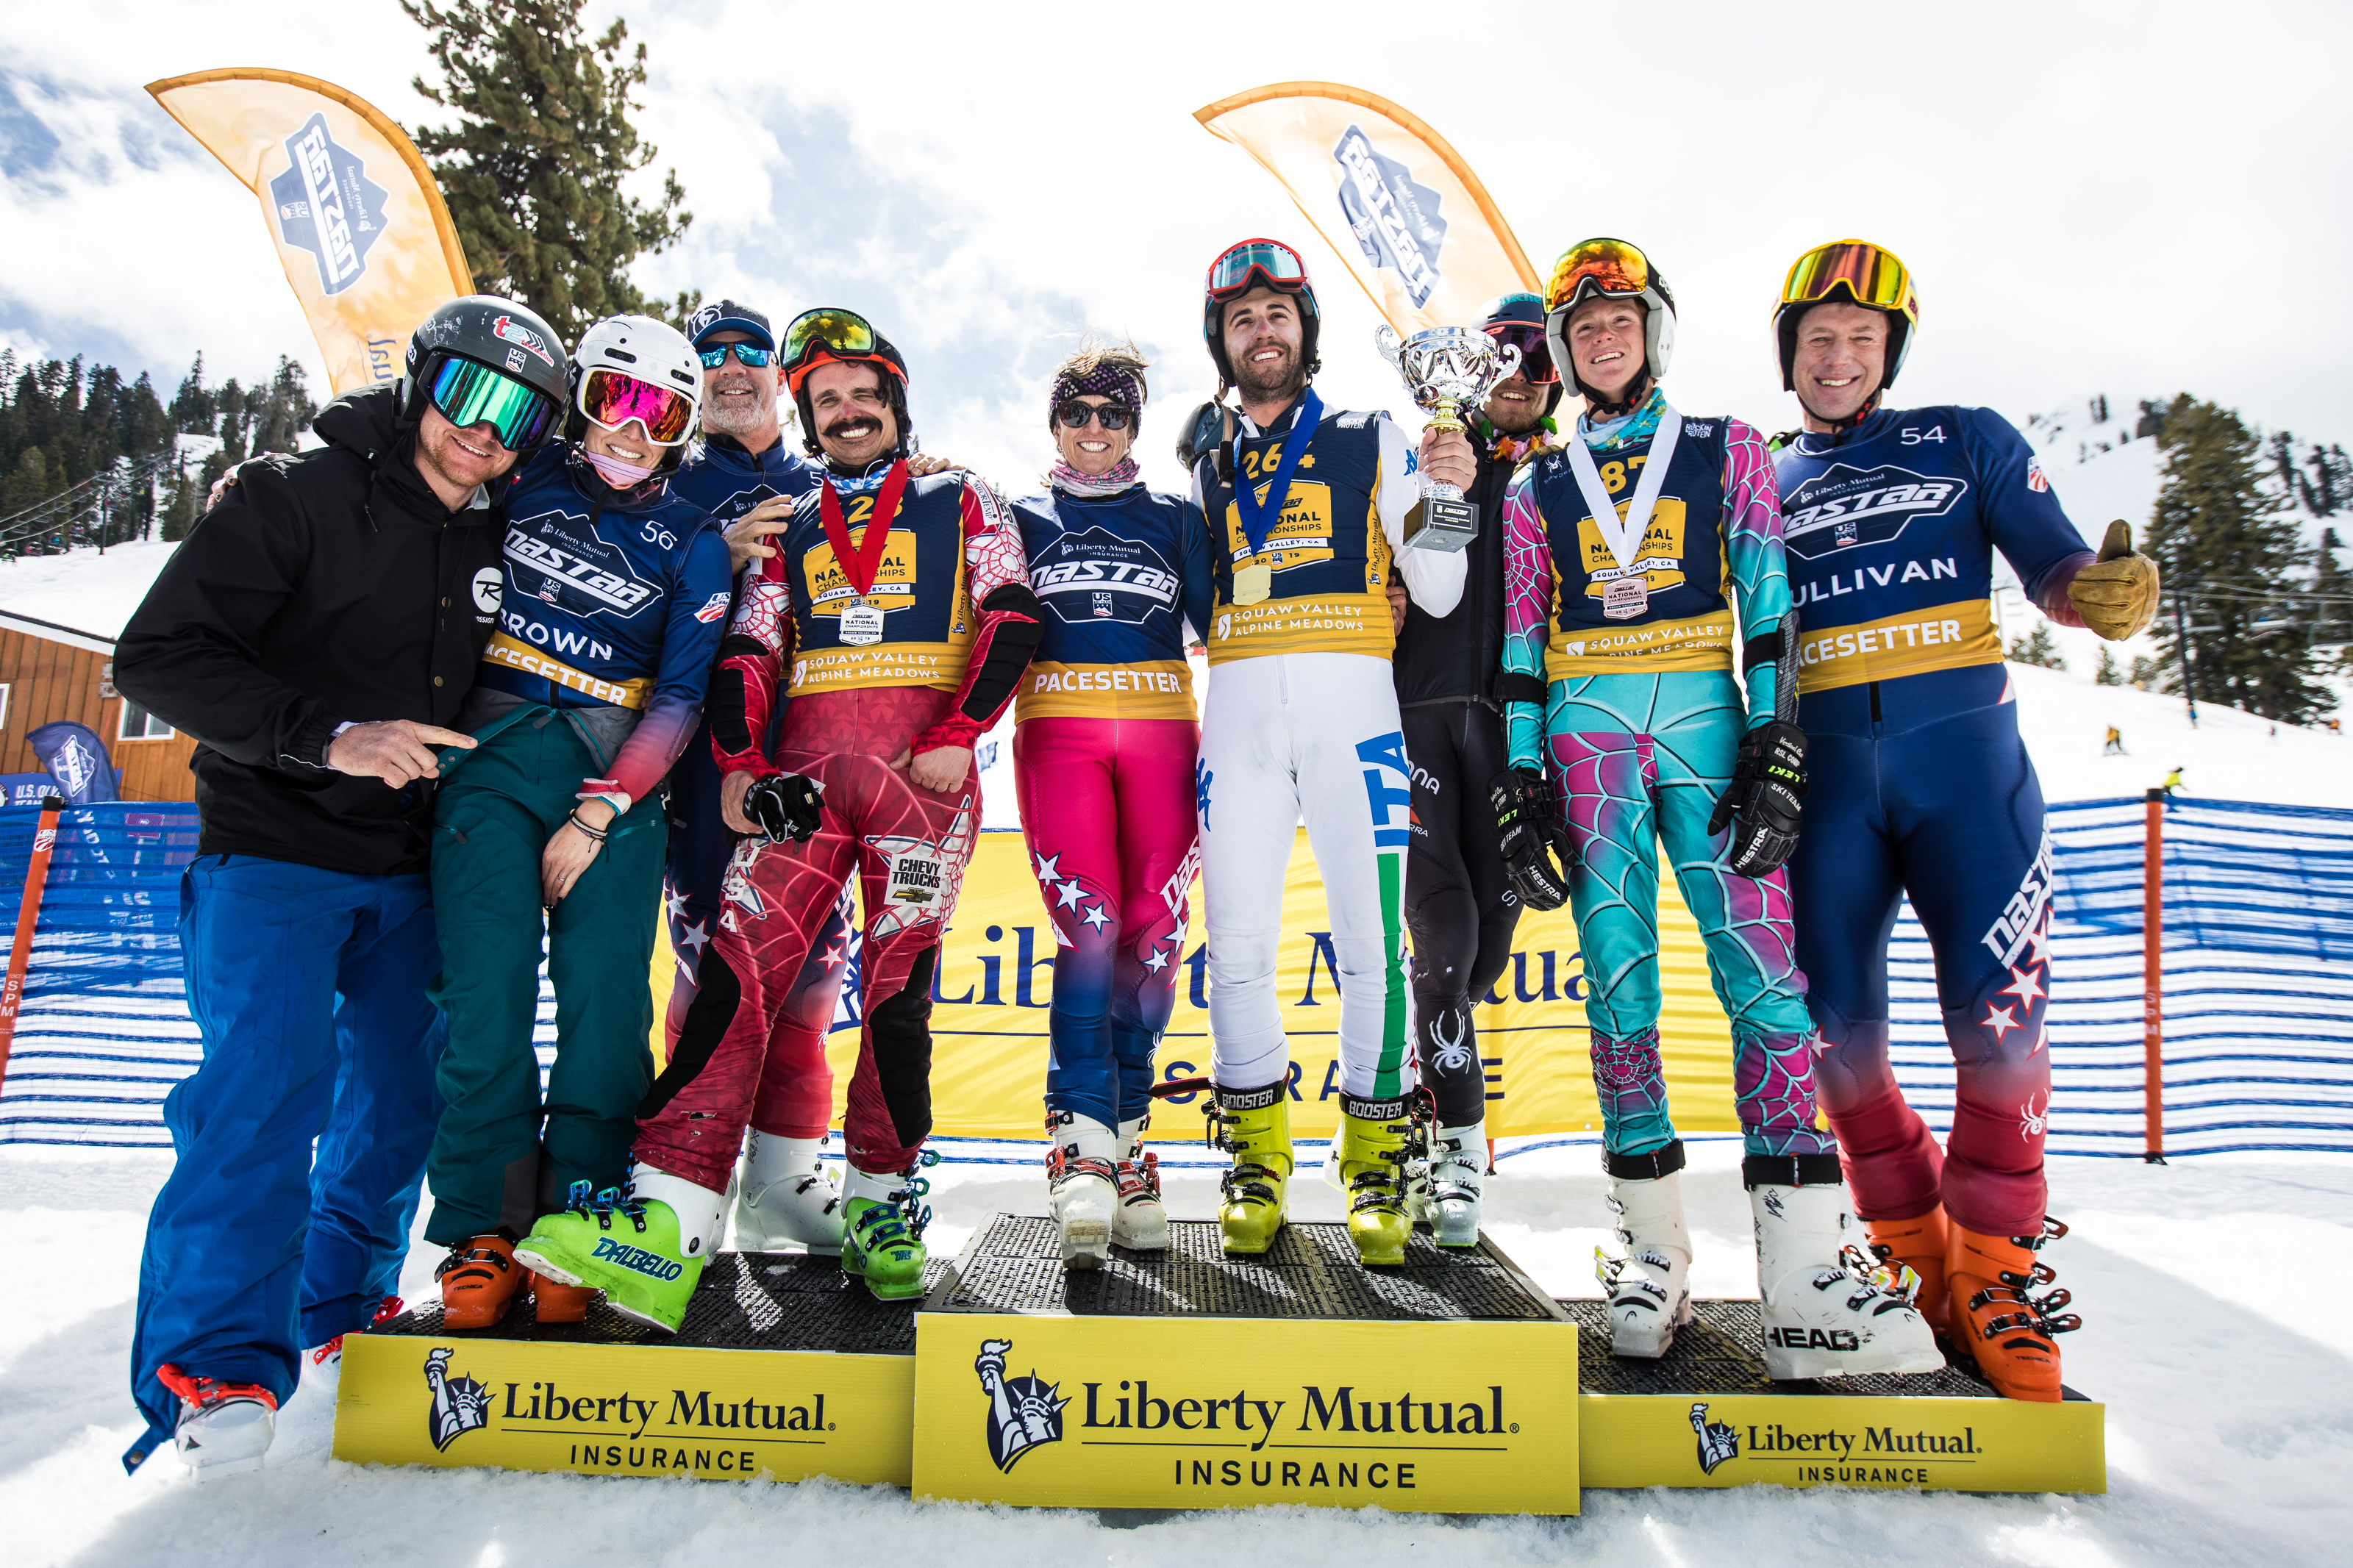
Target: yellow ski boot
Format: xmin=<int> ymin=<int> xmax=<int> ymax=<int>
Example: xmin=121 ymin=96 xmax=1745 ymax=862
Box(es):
xmin=1211 ymin=1081 xmax=1293 ymax=1255
xmin=1338 ymin=1095 xmax=1415 ymax=1267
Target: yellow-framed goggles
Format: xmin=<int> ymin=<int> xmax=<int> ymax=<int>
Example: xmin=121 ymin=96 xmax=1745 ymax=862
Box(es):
xmin=1779 ymin=239 xmax=1920 ymax=327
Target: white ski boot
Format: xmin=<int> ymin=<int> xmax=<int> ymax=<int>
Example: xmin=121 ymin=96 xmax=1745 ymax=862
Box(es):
xmin=1110 ymin=1114 xmax=1169 ymax=1251
xmin=733 ymin=1131 xmax=844 ymax=1254
xmin=1430 ymin=1122 xmax=1485 ymax=1248
xmin=1596 ymin=1145 xmax=1695 ymax=1358
xmin=1749 ymin=1159 xmax=1944 ymax=1379
xmin=158 ymin=1364 xmax=276 ymax=1481
xmin=1046 ymin=1112 xmax=1120 ymax=1270
xmin=301 ymin=1295 xmax=402 ymax=1398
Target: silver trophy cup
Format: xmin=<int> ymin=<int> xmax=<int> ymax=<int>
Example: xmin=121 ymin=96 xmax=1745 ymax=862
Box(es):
xmin=1374 ymin=325 xmax=1523 ymax=551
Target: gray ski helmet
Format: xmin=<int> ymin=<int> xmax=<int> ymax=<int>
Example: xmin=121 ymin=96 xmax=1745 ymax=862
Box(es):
xmin=1541 ymin=238 xmax=1677 ymax=406
xmin=401 ymin=295 xmax=569 ymax=443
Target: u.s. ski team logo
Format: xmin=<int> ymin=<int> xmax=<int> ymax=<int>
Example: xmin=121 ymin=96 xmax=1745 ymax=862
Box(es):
xmin=424 ymin=1347 xmax=491 ymax=1453
xmin=1689 ymin=1401 xmax=1739 ymax=1475
xmin=976 ymin=1338 xmax=1068 ymax=1472
xmin=1332 ymin=125 xmax=1446 ymax=308
xmin=268 ymin=113 xmax=389 ymax=296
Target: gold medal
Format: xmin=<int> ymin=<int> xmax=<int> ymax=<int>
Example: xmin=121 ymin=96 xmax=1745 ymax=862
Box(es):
xmin=1232 ymin=562 xmax=1272 ymax=606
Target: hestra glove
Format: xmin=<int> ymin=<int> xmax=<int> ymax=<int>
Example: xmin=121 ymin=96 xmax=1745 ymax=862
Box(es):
xmin=2066 ymin=520 xmax=2162 ymax=641
xmin=1490 ymin=767 xmax=1573 ymax=911
xmin=743 ymin=771 xmax=825 ymax=844
xmin=1707 ymin=720 xmax=1808 ymax=877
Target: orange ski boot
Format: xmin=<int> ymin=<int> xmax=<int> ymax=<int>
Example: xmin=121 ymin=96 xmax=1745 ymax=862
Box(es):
xmin=1865 ymin=1207 xmax=1950 ymax=1337
xmin=436 ymin=1234 xmax=525 ymax=1330
xmin=532 ymin=1274 xmax=597 ymax=1325
xmin=1949 ymin=1217 xmax=2080 ymax=1402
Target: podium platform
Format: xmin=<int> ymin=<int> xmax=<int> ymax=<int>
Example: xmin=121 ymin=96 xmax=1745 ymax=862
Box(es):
xmin=332 ymin=1214 xmax=2101 ymax=1504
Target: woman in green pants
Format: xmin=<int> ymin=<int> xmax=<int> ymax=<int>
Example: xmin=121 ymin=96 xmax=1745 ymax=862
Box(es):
xmin=423 ymin=314 xmax=735 ymax=1327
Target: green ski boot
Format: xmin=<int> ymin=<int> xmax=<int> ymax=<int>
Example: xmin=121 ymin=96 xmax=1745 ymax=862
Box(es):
xmin=514 ymin=1169 xmax=723 ymax=1335
xmin=840 ymin=1154 xmax=936 ymax=1301
xmin=1211 ymin=1081 xmax=1293 ymax=1255
xmin=1337 ymin=1094 xmax=1415 ymax=1267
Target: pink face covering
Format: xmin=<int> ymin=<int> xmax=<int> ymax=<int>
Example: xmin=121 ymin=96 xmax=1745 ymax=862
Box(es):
xmin=580 ymin=445 xmax=658 ymax=489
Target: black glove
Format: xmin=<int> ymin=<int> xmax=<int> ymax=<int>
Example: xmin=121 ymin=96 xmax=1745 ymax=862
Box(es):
xmin=1490 ymin=767 xmax=1573 ymax=911
xmin=1707 ymin=720 xmax=1807 ymax=877
xmin=743 ymin=770 xmax=825 ymax=844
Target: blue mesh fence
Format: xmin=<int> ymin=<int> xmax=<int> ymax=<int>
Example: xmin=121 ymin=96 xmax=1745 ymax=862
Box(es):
xmin=4 ymin=797 xmax=2352 ymax=1156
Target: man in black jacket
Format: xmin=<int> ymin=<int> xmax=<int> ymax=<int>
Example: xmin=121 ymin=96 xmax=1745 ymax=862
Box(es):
xmin=115 ymin=297 xmax=567 ymax=1481
xmin=1390 ymin=292 xmax=1564 ymax=1244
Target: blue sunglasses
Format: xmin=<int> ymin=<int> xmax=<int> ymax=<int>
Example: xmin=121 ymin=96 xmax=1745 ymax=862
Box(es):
xmin=698 ymin=343 xmax=774 ymax=368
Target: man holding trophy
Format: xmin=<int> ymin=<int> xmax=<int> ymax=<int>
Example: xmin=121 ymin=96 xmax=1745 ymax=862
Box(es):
xmin=1185 ymin=238 xmax=1473 ymax=1268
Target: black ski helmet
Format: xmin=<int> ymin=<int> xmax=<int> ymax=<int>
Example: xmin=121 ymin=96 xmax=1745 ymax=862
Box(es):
xmin=400 ymin=295 xmax=569 ymax=451
xmin=1474 ymin=291 xmax=1566 ymax=421
xmin=1202 ymin=238 xmax=1321 ymax=390
xmin=1772 ymin=238 xmax=1921 ymax=402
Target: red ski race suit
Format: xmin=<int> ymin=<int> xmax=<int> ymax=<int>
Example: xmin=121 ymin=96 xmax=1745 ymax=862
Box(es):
xmin=634 ymin=459 xmax=1040 ymax=1184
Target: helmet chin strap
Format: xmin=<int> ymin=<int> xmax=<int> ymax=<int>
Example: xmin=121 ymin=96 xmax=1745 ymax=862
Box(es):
xmin=1803 ymin=384 xmax=1884 ymax=434
xmin=1579 ymin=371 xmax=1652 ymax=423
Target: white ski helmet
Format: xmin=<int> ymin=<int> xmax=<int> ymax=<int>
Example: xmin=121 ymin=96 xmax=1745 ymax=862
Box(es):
xmin=1543 ymin=237 xmax=1677 ymax=409
xmin=569 ymin=313 xmax=704 ymax=470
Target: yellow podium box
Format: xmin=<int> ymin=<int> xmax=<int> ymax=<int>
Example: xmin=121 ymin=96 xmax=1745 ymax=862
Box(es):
xmin=910 ymin=1312 xmax=1581 ymax=1515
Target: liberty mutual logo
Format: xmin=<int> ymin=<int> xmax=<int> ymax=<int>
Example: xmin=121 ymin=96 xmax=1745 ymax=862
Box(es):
xmin=975 ymin=1338 xmax=1068 ymax=1473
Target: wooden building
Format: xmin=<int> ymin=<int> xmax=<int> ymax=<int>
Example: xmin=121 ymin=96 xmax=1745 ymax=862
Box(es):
xmin=0 ymin=607 xmax=196 ymax=802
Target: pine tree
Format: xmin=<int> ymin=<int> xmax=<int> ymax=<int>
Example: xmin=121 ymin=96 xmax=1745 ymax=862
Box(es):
xmin=248 ymin=357 xmax=318 ymax=457
xmin=2316 ymin=526 xmax=2352 ymax=650
xmin=404 ymin=0 xmax=693 ymax=343
xmin=2147 ymin=394 xmax=2332 ymax=724
xmin=169 ymin=354 xmax=213 ymax=435
xmin=2095 ymin=645 xmax=2121 ymax=685
xmin=2006 ymin=620 xmax=2065 ymax=670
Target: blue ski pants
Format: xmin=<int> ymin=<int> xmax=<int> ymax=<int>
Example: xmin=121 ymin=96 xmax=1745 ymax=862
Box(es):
xmin=128 ymin=856 xmax=444 ymax=1455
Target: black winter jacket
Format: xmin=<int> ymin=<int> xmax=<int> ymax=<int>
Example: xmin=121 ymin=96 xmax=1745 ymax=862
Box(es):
xmin=115 ymin=387 xmax=505 ymax=875
xmin=1393 ymin=445 xmax=1514 ymax=707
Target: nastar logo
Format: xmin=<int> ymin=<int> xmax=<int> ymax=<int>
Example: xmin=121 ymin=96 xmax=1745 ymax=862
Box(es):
xmin=268 ymin=113 xmax=388 ymax=296
xmin=506 ymin=520 xmax=659 ymax=618
xmin=1029 ymin=526 xmax=1182 ymax=624
xmin=1690 ymin=1402 xmax=1739 ymax=1474
xmin=424 ymin=1347 xmax=491 ymax=1453
xmin=1782 ymin=462 xmax=1968 ymax=562
xmin=493 ymin=314 xmax=557 ymax=369
xmin=976 ymin=1338 xmax=1068 ymax=1473
xmin=1331 ymin=125 xmax=1446 ymax=309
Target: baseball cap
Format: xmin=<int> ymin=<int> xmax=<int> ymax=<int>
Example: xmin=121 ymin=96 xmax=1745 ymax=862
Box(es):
xmin=685 ymin=298 xmax=775 ymax=351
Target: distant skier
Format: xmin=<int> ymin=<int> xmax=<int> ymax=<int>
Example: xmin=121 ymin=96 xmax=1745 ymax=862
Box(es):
xmin=1769 ymin=238 xmax=2160 ymax=1400
xmin=2103 ymin=726 xmax=2124 ymax=756
xmin=2163 ymin=765 xmax=2185 ymax=803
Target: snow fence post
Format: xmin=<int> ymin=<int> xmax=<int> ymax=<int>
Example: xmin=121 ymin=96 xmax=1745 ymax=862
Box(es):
xmin=0 ymin=795 xmax=65 ymax=1086
xmin=2141 ymin=787 xmax=2166 ymax=1164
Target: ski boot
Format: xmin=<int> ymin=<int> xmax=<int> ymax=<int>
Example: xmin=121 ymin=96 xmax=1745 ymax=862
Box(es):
xmin=1046 ymin=1111 xmax=1120 ymax=1270
xmin=841 ymin=1154 xmax=937 ymax=1300
xmin=1110 ymin=1114 xmax=1169 ymax=1251
xmin=1596 ymin=1142 xmax=1694 ymax=1357
xmin=1747 ymin=1155 xmax=1943 ymax=1379
xmin=1430 ymin=1120 xmax=1486 ymax=1248
xmin=302 ymin=1295 xmax=402 ymax=1395
xmin=735 ymin=1129 xmax=845 ymax=1254
xmin=1950 ymin=1217 xmax=2080 ymax=1402
xmin=436 ymin=1234 xmax=524 ymax=1330
xmin=1865 ymin=1206 xmax=1951 ymax=1337
xmin=515 ymin=1171 xmax=721 ymax=1336
xmin=1336 ymin=1094 xmax=1415 ymax=1267
xmin=157 ymin=1364 xmax=276 ymax=1481
xmin=533 ymin=1277 xmax=597 ymax=1324
xmin=1210 ymin=1080 xmax=1293 ymax=1255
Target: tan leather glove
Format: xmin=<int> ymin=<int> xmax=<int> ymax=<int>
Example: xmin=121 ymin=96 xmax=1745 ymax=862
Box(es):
xmin=2068 ymin=520 xmax=2161 ymax=640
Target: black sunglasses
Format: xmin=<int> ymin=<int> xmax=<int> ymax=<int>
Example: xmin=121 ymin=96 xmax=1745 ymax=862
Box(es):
xmin=1056 ymin=401 xmax=1134 ymax=432
xmin=699 ymin=343 xmax=774 ymax=368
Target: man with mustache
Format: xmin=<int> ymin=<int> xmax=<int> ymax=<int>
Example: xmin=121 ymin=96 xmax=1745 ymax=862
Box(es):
xmin=1187 ymin=239 xmax=1472 ymax=1267
xmin=524 ymin=309 xmax=1043 ymax=1320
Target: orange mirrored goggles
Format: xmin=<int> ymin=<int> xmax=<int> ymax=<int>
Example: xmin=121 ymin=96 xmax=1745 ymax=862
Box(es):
xmin=1545 ymin=237 xmax=1651 ymax=314
xmin=1780 ymin=240 xmax=1920 ymax=325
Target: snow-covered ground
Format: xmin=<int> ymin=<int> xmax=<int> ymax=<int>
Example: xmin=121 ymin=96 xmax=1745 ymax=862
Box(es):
xmin=7 ymin=1141 xmax=2349 ymax=1567
xmin=0 ymin=537 xmax=178 ymax=642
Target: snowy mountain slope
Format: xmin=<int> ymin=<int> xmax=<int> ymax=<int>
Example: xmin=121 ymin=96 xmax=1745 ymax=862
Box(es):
xmin=0 ymin=537 xmax=177 ymax=642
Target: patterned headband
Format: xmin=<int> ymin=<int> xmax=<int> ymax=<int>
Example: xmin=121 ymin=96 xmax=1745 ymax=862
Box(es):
xmin=1050 ymin=361 xmax=1143 ymax=415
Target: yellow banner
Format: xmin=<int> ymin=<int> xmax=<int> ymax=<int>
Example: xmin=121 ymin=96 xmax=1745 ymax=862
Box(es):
xmin=1196 ymin=82 xmax=1540 ymax=337
xmin=652 ymin=830 xmax=1740 ymax=1142
xmin=332 ymin=1331 xmax=916 ymax=1483
xmin=1794 ymin=598 xmax=2002 ymax=693
xmin=911 ymin=1313 xmax=1579 ymax=1514
xmin=146 ymin=69 xmax=473 ymax=395
xmin=482 ymin=632 xmax=650 ymax=710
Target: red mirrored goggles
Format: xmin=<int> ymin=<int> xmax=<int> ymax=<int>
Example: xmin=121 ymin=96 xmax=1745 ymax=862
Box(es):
xmin=576 ymin=368 xmax=695 ymax=446
xmin=1780 ymin=239 xmax=1919 ymax=326
xmin=1207 ymin=238 xmax=1313 ymax=302
xmin=1483 ymin=323 xmax=1557 ymax=384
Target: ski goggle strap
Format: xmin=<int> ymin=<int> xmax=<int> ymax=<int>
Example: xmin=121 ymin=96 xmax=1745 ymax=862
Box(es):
xmin=576 ymin=367 xmax=696 ymax=446
xmin=1780 ymin=239 xmax=1920 ymax=326
xmin=426 ymin=356 xmax=560 ymax=452
xmin=783 ymin=307 xmax=877 ymax=372
xmin=1546 ymin=237 xmax=1652 ymax=314
xmin=1206 ymin=239 xmax=1312 ymax=301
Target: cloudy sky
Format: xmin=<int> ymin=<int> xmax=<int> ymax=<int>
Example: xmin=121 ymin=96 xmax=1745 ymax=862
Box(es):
xmin=5 ymin=1 xmax=2349 ymax=494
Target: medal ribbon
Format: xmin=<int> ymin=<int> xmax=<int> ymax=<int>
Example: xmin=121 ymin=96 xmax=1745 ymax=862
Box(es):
xmin=1561 ymin=403 xmax=1682 ymax=581
xmin=818 ymin=459 xmax=913 ymax=598
xmin=1232 ymin=388 xmax=1324 ymax=562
